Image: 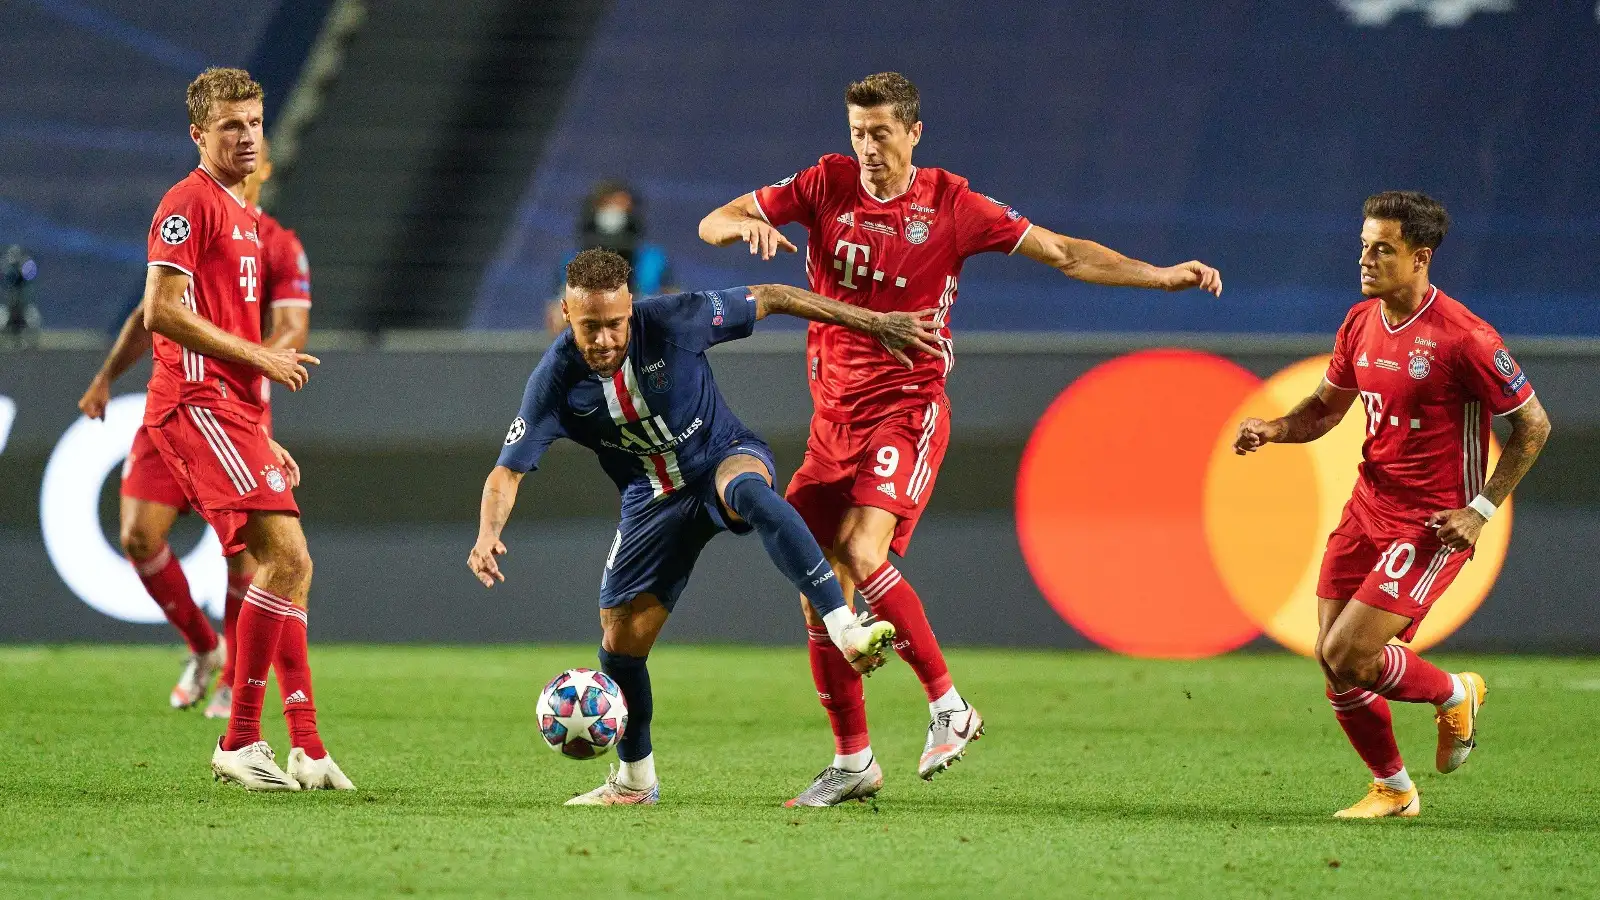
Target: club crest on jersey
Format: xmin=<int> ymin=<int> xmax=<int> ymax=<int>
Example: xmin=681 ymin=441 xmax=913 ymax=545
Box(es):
xmin=1493 ymin=348 xmax=1517 ymax=379
xmin=505 ymin=416 xmax=526 ymax=445
xmin=262 ymin=465 xmax=287 ymax=493
xmin=905 ymin=219 xmax=931 ymax=244
xmin=159 ymin=215 xmax=190 ymax=245
xmin=1407 ymin=349 xmax=1432 ymax=380
xmin=647 ymin=370 xmax=670 ymax=393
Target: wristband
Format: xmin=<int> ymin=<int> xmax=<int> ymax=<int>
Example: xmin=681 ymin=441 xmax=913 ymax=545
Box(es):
xmin=1468 ymin=495 xmax=1498 ymax=521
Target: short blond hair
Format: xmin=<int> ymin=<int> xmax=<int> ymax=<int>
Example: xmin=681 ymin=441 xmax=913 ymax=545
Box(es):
xmin=186 ymin=67 xmax=263 ymax=129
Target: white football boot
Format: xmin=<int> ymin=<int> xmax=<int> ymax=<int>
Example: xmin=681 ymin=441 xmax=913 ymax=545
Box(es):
xmin=785 ymin=757 xmax=884 ymax=807
xmin=203 ymin=685 xmax=232 ymax=720
xmin=917 ymin=702 xmax=984 ymax=780
xmin=565 ymin=766 xmax=659 ymax=806
xmin=171 ymin=644 xmax=225 ymax=710
xmin=286 ymin=747 xmax=356 ymax=790
xmin=840 ymin=612 xmax=897 ymax=676
xmin=211 ymin=739 xmax=299 ymax=791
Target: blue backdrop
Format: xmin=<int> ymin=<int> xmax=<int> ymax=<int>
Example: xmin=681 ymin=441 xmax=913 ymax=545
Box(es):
xmin=475 ymin=1 xmax=1600 ymax=335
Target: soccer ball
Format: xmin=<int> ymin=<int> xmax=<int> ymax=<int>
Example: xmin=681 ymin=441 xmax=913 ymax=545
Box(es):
xmin=536 ymin=668 xmax=628 ymax=760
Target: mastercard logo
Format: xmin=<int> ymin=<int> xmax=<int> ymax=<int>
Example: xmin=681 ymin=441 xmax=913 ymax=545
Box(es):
xmin=1015 ymin=349 xmax=1510 ymax=658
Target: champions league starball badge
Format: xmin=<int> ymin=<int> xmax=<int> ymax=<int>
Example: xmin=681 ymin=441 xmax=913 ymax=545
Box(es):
xmin=505 ymin=416 xmax=526 ymax=445
xmin=159 ymin=215 xmax=191 ymax=245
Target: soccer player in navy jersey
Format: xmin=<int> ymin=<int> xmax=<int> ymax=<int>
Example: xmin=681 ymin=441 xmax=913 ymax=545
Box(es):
xmin=468 ymin=248 xmax=943 ymax=805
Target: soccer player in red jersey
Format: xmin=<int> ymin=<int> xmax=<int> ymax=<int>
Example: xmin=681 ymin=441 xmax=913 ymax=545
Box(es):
xmin=138 ymin=67 xmax=348 ymax=790
xmin=700 ymin=72 xmax=1223 ymax=805
xmin=1235 ymin=191 xmax=1551 ymax=818
xmin=79 ymin=138 xmax=312 ymax=720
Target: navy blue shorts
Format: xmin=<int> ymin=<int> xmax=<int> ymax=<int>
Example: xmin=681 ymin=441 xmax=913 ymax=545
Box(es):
xmin=598 ymin=438 xmax=776 ymax=611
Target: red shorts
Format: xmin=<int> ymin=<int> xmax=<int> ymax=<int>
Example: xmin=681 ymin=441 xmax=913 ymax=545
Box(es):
xmin=121 ymin=425 xmax=191 ymax=511
xmin=145 ymin=404 xmax=298 ymax=556
xmin=1316 ymin=499 xmax=1472 ymax=642
xmin=785 ymin=398 xmax=950 ymax=557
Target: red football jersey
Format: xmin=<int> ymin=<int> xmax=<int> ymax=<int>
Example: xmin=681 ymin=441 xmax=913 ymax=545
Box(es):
xmin=145 ymin=166 xmax=266 ymax=425
xmin=257 ymin=208 xmax=312 ymax=322
xmin=753 ymin=154 xmax=1031 ymax=422
xmin=1325 ymin=286 xmax=1536 ymax=525
xmin=255 ymin=208 xmax=312 ymax=409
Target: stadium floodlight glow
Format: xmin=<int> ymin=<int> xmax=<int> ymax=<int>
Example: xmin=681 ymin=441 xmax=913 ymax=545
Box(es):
xmin=40 ymin=393 xmax=225 ymax=624
xmin=0 ymin=394 xmax=14 ymax=455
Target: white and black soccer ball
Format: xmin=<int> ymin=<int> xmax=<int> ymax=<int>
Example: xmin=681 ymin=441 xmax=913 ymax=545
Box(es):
xmin=536 ymin=668 xmax=628 ymax=760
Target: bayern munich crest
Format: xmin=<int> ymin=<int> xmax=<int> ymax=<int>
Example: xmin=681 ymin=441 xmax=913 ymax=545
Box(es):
xmin=505 ymin=416 xmax=526 ymax=445
xmin=159 ymin=214 xmax=191 ymax=245
xmin=262 ymin=465 xmax=287 ymax=493
xmin=905 ymin=219 xmax=930 ymax=244
xmin=1408 ymin=352 xmax=1431 ymax=380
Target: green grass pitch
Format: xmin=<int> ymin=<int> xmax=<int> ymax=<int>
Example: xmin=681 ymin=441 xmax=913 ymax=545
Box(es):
xmin=2 ymin=645 xmax=1598 ymax=897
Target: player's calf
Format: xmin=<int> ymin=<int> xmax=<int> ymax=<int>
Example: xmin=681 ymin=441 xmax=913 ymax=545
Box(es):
xmin=723 ymin=471 xmax=880 ymax=665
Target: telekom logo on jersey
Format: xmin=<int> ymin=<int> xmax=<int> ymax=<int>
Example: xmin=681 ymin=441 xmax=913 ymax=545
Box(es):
xmin=832 ymin=240 xmax=909 ymax=291
xmin=240 ymin=256 xmax=258 ymax=304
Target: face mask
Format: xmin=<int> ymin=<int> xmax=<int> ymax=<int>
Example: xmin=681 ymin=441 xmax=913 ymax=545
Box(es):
xmin=593 ymin=207 xmax=630 ymax=235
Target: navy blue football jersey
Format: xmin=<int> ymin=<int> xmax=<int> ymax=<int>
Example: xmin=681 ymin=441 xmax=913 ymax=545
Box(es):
xmin=498 ymin=288 xmax=761 ymax=507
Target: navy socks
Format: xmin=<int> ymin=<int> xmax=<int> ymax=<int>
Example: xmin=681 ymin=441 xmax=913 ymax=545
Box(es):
xmin=724 ymin=472 xmax=847 ymax=618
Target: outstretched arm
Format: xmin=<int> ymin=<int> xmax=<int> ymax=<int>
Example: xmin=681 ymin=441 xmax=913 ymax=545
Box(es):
xmin=698 ymin=194 xmax=797 ymax=260
xmin=1429 ymin=396 xmax=1551 ymax=550
xmin=1016 ymin=226 xmax=1223 ymax=296
xmin=1234 ymin=379 xmax=1359 ymax=454
xmin=78 ymin=305 xmax=155 ymax=419
xmin=748 ymin=283 xmax=943 ymax=367
xmin=142 ymin=265 xmax=320 ymax=390
xmin=469 ymin=465 xmax=524 ymax=587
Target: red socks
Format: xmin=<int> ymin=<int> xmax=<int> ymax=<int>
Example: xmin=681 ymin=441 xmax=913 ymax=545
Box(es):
xmin=1373 ymin=645 xmax=1454 ymax=705
xmin=858 ymin=562 xmax=953 ymax=702
xmin=807 ymin=625 xmax=869 ymax=755
xmin=275 ymin=608 xmax=326 ymax=759
xmin=222 ymin=585 xmax=291 ymax=751
xmin=218 ymin=571 xmax=251 ymax=686
xmin=1328 ymin=687 xmax=1404 ymax=779
xmin=131 ymin=544 xmax=217 ymax=655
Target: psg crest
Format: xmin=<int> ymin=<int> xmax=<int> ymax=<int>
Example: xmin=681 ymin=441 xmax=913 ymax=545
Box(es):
xmin=905 ymin=220 xmax=930 ymax=244
xmin=159 ymin=215 xmax=191 ymax=245
xmin=647 ymin=370 xmax=671 ymax=393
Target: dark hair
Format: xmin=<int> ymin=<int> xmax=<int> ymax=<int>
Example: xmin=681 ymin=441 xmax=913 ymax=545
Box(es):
xmin=187 ymin=67 xmax=263 ymax=129
xmin=1363 ymin=191 xmax=1450 ymax=250
xmin=845 ymin=72 xmax=920 ymax=127
xmin=566 ymin=247 xmax=631 ymax=292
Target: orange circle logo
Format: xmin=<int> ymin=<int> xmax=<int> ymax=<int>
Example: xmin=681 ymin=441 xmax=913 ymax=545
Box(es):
xmin=1016 ymin=350 xmax=1510 ymax=658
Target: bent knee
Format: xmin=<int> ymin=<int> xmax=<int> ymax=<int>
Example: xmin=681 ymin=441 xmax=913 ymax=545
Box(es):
xmin=832 ymin=539 xmax=886 ymax=584
xmin=120 ymin=526 xmax=167 ymax=563
xmin=1322 ymin=641 xmax=1378 ymax=687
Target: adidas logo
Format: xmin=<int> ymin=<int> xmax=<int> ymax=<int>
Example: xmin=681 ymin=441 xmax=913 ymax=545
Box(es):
xmin=1357 ymin=352 xmax=1370 ymax=367
xmin=1379 ymin=580 xmax=1400 ymax=598
xmin=285 ymin=689 xmax=309 ymax=704
xmin=837 ymin=212 xmax=855 ymax=227
xmin=876 ymin=482 xmax=897 ymax=500
xmin=233 ymin=225 xmax=243 ymax=240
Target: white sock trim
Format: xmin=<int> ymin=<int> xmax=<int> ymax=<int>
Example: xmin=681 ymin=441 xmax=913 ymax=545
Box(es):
xmin=930 ymin=686 xmax=964 ymax=715
xmin=1440 ymin=673 xmax=1467 ymax=710
xmin=833 ymin=749 xmax=873 ymax=772
xmin=821 ymin=606 xmax=856 ymax=651
xmin=1378 ymin=767 xmax=1413 ymax=792
xmin=617 ymin=753 xmax=656 ymax=790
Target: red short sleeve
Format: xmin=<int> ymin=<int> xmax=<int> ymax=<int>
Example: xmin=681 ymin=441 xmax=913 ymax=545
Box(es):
xmin=1456 ymin=326 xmax=1535 ymax=416
xmin=751 ymin=163 xmax=826 ymax=229
xmin=952 ymin=185 xmax=1031 ymax=258
xmin=147 ymin=187 xmax=213 ymax=276
xmin=1325 ymin=307 xmax=1361 ymax=390
xmin=266 ymin=229 xmax=312 ymax=308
